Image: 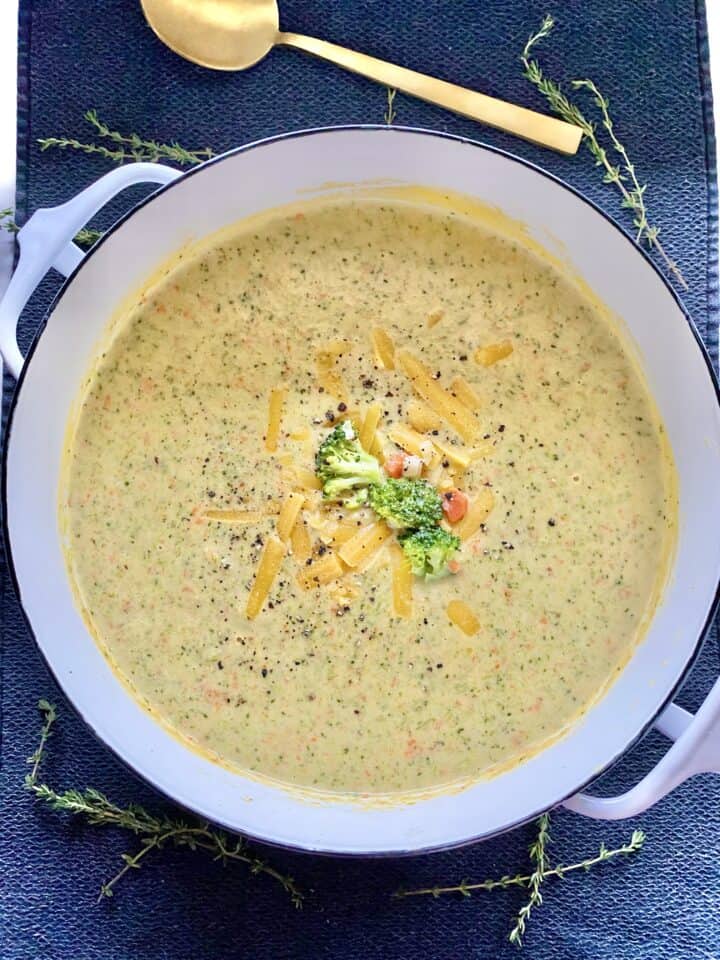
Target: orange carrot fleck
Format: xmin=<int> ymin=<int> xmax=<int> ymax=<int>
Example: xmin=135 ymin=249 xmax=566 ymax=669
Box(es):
xmin=384 ymin=452 xmax=405 ymax=478
xmin=441 ymin=488 xmax=468 ymax=523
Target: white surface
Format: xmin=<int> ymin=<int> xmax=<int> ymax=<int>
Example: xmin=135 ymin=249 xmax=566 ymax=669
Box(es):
xmin=0 ymin=0 xmax=18 ymax=295
xmin=0 ymin=4 xmax=718 ymax=296
xmin=3 ymin=130 xmax=720 ymax=852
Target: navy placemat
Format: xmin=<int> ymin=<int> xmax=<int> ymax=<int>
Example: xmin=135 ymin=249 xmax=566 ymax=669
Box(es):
xmin=3 ymin=1 xmax=719 ymax=958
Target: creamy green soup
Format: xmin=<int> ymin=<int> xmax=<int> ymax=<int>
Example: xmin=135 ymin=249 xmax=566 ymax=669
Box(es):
xmin=62 ymin=195 xmax=676 ymax=796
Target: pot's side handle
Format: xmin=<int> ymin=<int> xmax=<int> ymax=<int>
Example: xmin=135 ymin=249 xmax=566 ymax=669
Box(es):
xmin=0 ymin=163 xmax=181 ymax=380
xmin=563 ymin=676 xmax=720 ymax=819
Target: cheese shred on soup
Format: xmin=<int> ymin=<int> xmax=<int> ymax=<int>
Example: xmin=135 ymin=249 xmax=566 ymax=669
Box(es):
xmin=61 ymin=195 xmax=677 ymax=797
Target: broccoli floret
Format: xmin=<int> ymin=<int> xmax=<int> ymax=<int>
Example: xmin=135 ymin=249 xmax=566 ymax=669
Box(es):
xmin=399 ymin=526 xmax=461 ymax=579
xmin=315 ymin=420 xmax=383 ymax=504
xmin=367 ymin=478 xmax=443 ymax=531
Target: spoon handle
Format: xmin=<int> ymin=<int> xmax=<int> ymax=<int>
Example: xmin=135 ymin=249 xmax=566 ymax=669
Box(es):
xmin=278 ymin=32 xmax=582 ymax=155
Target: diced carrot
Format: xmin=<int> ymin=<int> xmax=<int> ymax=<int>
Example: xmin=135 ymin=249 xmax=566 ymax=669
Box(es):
xmin=441 ymin=489 xmax=469 ymax=523
xmin=384 ymin=452 xmax=405 ymax=478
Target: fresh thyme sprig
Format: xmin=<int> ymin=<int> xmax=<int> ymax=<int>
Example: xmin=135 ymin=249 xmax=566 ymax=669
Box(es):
xmin=509 ymin=812 xmax=551 ymax=946
xmin=394 ymin=830 xmax=645 ymax=898
xmin=396 ymin=813 xmax=645 ymax=947
xmin=26 ymin=698 xmax=57 ymax=783
xmin=74 ymin=227 xmax=104 ymax=247
xmin=3 ymin=210 xmax=102 ymax=247
xmin=29 ymin=109 xmax=214 ymax=243
xmin=385 ymin=88 xmax=397 ymax=125
xmin=37 ymin=136 xmax=128 ymax=164
xmin=1 ymin=207 xmax=18 ymax=234
xmin=39 ymin=109 xmax=215 ymax=167
xmin=521 ymin=14 xmax=687 ymax=289
xmin=25 ymin=700 xmax=303 ymax=906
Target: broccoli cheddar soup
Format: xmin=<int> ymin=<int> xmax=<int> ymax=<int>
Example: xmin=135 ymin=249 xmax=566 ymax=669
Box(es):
xmin=62 ymin=193 xmax=676 ymax=797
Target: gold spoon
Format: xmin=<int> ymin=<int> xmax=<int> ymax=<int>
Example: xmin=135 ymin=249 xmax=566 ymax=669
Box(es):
xmin=140 ymin=0 xmax=582 ymax=155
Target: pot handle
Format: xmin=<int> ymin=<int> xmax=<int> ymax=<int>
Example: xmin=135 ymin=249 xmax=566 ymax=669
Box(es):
xmin=0 ymin=163 xmax=182 ymax=380
xmin=563 ymin=676 xmax=720 ymax=819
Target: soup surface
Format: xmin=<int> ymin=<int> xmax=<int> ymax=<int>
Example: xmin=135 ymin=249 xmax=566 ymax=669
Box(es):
xmin=62 ymin=196 xmax=676 ymax=796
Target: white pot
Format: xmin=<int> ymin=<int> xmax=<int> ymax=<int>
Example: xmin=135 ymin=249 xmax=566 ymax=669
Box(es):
xmin=2 ymin=128 xmax=720 ymax=854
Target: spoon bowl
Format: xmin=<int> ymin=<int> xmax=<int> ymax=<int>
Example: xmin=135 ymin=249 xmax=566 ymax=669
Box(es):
xmin=141 ymin=0 xmax=279 ymax=70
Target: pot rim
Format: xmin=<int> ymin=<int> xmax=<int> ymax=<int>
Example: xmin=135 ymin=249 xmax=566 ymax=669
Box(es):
xmin=3 ymin=124 xmax=720 ymax=856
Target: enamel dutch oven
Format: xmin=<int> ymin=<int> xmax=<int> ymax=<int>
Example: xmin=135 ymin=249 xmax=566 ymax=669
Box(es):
xmin=2 ymin=128 xmax=720 ymax=855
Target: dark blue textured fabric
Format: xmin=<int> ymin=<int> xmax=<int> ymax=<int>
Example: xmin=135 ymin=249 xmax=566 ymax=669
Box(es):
xmin=3 ymin=1 xmax=719 ymax=957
